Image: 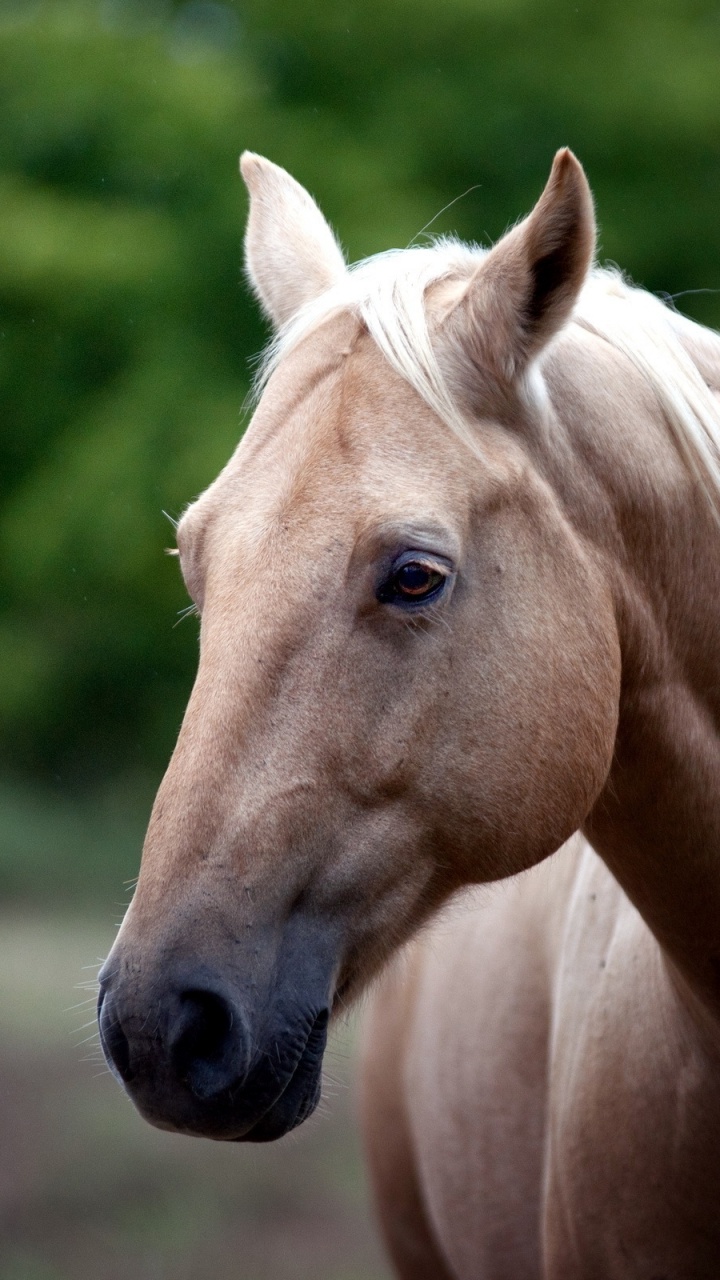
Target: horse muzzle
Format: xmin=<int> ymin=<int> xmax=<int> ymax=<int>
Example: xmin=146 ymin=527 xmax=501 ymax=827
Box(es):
xmin=97 ymin=920 xmax=337 ymax=1141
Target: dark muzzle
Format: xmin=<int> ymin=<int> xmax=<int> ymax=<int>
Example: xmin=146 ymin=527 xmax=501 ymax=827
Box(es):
xmin=97 ymin=922 xmax=336 ymax=1141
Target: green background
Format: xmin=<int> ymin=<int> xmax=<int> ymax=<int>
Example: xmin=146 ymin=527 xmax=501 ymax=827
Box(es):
xmin=2 ymin=0 xmax=720 ymax=901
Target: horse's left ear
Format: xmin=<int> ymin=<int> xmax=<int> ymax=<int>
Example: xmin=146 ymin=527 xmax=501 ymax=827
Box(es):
xmin=448 ymin=149 xmax=595 ymax=380
xmin=240 ymin=152 xmax=347 ymax=329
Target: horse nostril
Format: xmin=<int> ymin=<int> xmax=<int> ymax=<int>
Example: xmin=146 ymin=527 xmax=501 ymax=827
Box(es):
xmin=169 ymin=989 xmax=246 ymax=1099
xmin=98 ymin=991 xmax=134 ymax=1084
xmin=172 ymin=990 xmax=232 ymax=1066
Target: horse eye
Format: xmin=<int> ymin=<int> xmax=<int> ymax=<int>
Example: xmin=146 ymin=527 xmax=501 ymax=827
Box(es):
xmin=379 ymin=559 xmax=448 ymax=605
xmin=396 ymin=562 xmax=443 ymax=596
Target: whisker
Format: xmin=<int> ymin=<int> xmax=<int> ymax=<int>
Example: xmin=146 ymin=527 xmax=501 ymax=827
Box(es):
xmin=173 ymin=603 xmax=199 ymax=628
xmin=71 ymin=1018 xmax=101 ymax=1034
xmin=75 ymin=1032 xmax=102 ymax=1048
xmin=407 ymin=184 xmax=484 ymax=248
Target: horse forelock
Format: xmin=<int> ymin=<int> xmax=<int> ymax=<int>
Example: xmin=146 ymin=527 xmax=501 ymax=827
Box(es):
xmin=254 ymin=238 xmax=720 ymax=519
xmin=254 ymin=238 xmax=485 ymax=450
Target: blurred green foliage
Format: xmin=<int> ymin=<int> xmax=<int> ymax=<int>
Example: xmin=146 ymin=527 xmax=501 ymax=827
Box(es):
xmin=1 ymin=0 xmax=720 ymax=897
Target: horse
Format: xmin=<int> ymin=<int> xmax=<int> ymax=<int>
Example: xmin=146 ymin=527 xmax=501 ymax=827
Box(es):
xmin=97 ymin=147 xmax=720 ymax=1276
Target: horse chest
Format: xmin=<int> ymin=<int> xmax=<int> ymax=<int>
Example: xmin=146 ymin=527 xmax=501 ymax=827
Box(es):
xmin=376 ymin=840 xmax=720 ymax=1278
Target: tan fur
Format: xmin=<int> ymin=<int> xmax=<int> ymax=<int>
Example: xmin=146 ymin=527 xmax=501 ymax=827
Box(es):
xmin=363 ymin=837 xmax=720 ymax=1277
xmin=105 ymin=152 xmax=720 ymax=1274
xmin=241 ymin=153 xmax=346 ymax=327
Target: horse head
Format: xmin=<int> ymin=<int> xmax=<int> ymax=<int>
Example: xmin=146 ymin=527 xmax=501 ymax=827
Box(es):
xmin=98 ymin=149 xmax=621 ymax=1140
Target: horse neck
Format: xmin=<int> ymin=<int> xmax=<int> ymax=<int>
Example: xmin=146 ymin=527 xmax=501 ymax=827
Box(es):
xmin=540 ymin=322 xmax=720 ymax=1015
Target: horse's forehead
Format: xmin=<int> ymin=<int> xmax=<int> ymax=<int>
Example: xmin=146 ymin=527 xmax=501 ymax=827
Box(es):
xmin=247 ymin=312 xmax=365 ymax=458
xmin=248 ymin=315 xmax=451 ymax=466
xmin=194 ymin=316 xmax=468 ymax=545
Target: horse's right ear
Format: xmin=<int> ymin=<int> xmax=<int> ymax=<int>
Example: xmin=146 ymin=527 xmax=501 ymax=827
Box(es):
xmin=240 ymin=153 xmax=347 ymax=329
xmin=447 ymin=149 xmax=595 ymax=381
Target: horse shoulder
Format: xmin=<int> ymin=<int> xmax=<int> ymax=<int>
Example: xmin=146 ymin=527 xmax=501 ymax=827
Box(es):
xmin=544 ymin=841 xmax=720 ymax=1276
xmin=360 ymin=841 xmax=579 ymax=1280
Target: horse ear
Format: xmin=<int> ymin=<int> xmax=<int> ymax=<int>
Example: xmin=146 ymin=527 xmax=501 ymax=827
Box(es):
xmin=240 ymin=152 xmax=347 ymax=329
xmin=449 ymin=149 xmax=595 ymax=380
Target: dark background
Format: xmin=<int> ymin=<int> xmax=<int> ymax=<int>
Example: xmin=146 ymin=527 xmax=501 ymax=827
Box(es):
xmin=0 ymin=1 xmax=719 ymax=1275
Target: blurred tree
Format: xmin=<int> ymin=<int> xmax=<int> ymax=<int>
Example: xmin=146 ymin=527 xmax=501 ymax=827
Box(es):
xmin=0 ymin=0 xmax=264 ymax=789
xmin=1 ymin=0 xmax=719 ymax=893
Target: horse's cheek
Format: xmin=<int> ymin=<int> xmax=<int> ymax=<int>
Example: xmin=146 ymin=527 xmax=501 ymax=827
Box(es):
xmin=429 ymin=581 xmax=620 ymax=880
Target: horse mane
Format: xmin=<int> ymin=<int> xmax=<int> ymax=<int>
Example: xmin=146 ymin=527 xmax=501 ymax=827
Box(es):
xmin=255 ymin=238 xmax=720 ymax=517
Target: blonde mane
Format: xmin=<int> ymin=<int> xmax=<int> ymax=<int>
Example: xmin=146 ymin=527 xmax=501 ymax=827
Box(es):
xmin=256 ymin=239 xmax=720 ymax=516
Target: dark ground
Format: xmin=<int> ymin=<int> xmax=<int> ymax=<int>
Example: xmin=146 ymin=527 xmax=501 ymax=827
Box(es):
xmin=0 ymin=913 xmax=392 ymax=1280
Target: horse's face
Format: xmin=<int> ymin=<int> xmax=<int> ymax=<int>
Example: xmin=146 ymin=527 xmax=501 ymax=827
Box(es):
xmin=99 ymin=150 xmax=620 ymax=1141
